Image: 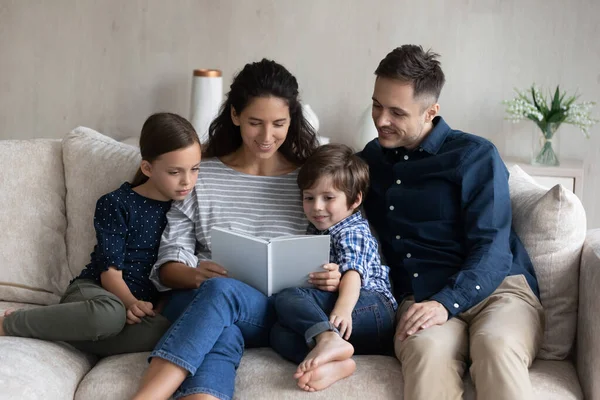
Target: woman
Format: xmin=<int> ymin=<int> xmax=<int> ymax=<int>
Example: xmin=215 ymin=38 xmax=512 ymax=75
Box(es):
xmin=133 ymin=59 xmax=341 ymax=400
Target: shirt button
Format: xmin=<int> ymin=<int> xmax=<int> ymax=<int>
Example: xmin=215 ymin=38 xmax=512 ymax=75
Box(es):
xmin=406 ymin=253 xmax=412 ymax=258
xmin=395 ymin=235 xmax=401 ymax=239
xmin=413 ymin=273 xmax=419 ymax=278
xmin=419 ymin=148 xmax=424 ymax=152
xmin=389 ymin=205 xmax=395 ymax=211
xmin=396 ymin=179 xmax=401 ymax=184
xmin=394 ymin=150 xmax=398 ymax=155
xmin=453 ymin=303 xmax=459 ymax=309
xmin=476 ymin=285 xmax=481 ymax=290
xmin=404 ymin=155 xmax=409 ymax=160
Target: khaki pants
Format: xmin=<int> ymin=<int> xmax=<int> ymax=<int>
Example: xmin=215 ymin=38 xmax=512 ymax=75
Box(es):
xmin=3 ymin=279 xmax=171 ymax=357
xmin=395 ymin=275 xmax=544 ymax=400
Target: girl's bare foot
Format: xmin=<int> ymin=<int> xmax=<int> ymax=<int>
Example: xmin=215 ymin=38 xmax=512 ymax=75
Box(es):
xmin=297 ymin=358 xmax=356 ymax=392
xmin=4 ymin=309 xmax=15 ymax=317
xmin=294 ymin=331 xmax=354 ymax=378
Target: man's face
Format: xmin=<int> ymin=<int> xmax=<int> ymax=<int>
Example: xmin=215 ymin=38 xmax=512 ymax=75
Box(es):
xmin=371 ymin=77 xmax=436 ymax=150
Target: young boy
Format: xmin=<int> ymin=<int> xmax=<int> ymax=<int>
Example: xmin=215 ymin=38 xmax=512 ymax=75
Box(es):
xmin=270 ymin=143 xmax=397 ymax=392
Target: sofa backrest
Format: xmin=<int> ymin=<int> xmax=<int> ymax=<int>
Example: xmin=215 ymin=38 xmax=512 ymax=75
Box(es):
xmin=0 ymin=139 xmax=69 ymax=304
xmin=62 ymin=127 xmax=140 ymax=278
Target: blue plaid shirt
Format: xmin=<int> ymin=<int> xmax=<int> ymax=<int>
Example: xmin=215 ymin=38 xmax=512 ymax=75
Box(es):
xmin=308 ymin=212 xmax=397 ymax=309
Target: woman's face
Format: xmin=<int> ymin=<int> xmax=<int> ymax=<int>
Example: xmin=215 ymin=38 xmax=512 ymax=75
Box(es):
xmin=231 ymin=96 xmax=291 ymax=160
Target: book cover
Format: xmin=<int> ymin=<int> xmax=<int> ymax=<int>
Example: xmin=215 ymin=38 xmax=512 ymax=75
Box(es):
xmin=210 ymin=226 xmax=330 ymax=296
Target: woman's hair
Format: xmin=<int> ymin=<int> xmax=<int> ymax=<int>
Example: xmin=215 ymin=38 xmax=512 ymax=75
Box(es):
xmin=131 ymin=112 xmax=200 ymax=187
xmin=297 ymin=143 xmax=370 ymax=209
xmin=203 ymin=58 xmax=319 ymax=165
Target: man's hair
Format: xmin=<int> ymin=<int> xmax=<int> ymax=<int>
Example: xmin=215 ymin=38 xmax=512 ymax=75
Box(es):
xmin=297 ymin=143 xmax=369 ymax=209
xmin=375 ymin=45 xmax=446 ymax=105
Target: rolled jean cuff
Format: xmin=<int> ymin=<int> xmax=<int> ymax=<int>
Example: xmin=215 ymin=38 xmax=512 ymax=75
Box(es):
xmin=150 ymin=349 xmax=197 ymax=375
xmin=305 ymin=320 xmax=339 ymax=347
xmin=174 ymin=387 xmax=230 ymax=400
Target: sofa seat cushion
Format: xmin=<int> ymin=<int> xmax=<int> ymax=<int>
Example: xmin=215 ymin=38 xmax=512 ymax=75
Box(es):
xmin=0 ymin=139 xmax=69 ymax=305
xmin=0 ymin=302 xmax=95 ymax=400
xmin=71 ymin=348 xmax=582 ymax=400
xmin=508 ymin=165 xmax=587 ymax=360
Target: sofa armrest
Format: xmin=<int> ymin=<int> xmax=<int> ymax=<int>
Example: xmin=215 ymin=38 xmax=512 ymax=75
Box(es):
xmin=577 ymin=228 xmax=600 ymax=400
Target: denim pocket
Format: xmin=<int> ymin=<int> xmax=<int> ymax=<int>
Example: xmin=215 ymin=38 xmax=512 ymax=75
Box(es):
xmin=350 ymin=292 xmax=395 ymax=355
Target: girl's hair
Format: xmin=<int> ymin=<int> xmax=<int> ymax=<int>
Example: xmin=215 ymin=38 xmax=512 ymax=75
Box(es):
xmin=131 ymin=112 xmax=200 ymax=187
xmin=203 ymin=58 xmax=319 ymax=165
xmin=297 ymin=143 xmax=370 ymax=209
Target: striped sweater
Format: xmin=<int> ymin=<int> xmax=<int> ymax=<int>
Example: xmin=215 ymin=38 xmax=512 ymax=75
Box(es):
xmin=150 ymin=158 xmax=307 ymax=291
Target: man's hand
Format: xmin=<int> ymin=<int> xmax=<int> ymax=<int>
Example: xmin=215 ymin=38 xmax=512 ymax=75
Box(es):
xmin=330 ymin=307 xmax=353 ymax=340
xmin=126 ymin=300 xmax=155 ymax=324
xmin=395 ymin=300 xmax=448 ymax=341
xmin=309 ymin=263 xmax=341 ymax=292
xmin=193 ymin=261 xmax=228 ymax=287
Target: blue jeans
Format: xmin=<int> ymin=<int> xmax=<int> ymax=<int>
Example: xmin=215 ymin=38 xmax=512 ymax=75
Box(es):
xmin=151 ymin=277 xmax=275 ymax=400
xmin=270 ymin=287 xmax=396 ymax=364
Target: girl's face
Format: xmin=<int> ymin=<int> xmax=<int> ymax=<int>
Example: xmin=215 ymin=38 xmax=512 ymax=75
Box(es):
xmin=231 ymin=96 xmax=291 ymax=160
xmin=142 ymin=142 xmax=202 ymax=201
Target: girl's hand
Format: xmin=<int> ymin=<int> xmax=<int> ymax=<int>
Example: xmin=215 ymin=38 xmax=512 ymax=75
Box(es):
xmin=126 ymin=300 xmax=155 ymax=324
xmin=330 ymin=307 xmax=353 ymax=340
xmin=309 ymin=263 xmax=341 ymax=292
xmin=194 ymin=261 xmax=228 ymax=288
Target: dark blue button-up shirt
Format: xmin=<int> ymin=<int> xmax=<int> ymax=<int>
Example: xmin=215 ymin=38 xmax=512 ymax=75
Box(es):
xmin=359 ymin=116 xmax=539 ymax=317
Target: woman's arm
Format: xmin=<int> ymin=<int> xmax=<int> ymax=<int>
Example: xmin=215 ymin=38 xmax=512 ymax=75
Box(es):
xmin=158 ymin=261 xmax=227 ymax=289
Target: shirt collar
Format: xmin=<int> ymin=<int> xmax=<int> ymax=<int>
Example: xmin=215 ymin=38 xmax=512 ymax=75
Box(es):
xmin=418 ymin=116 xmax=450 ymax=155
xmin=307 ymin=211 xmax=363 ymax=236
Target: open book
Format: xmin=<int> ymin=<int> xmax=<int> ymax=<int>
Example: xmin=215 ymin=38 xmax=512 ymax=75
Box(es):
xmin=210 ymin=226 xmax=330 ymax=296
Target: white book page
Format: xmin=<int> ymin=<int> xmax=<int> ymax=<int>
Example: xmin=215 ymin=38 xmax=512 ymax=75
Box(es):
xmin=269 ymin=235 xmax=330 ymax=295
xmin=210 ymin=226 xmax=269 ymax=295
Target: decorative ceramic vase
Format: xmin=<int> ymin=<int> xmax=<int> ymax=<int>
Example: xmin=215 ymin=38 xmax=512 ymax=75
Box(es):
xmin=532 ymin=122 xmax=560 ymax=166
xmin=189 ymin=69 xmax=223 ymax=143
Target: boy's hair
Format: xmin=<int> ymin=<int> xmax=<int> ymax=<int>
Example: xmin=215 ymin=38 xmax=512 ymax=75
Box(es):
xmin=297 ymin=143 xmax=369 ymax=209
xmin=375 ymin=44 xmax=446 ymax=107
xmin=131 ymin=112 xmax=199 ymax=187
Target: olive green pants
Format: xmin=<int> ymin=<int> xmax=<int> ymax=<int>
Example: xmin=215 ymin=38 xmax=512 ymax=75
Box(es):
xmin=2 ymin=279 xmax=171 ymax=357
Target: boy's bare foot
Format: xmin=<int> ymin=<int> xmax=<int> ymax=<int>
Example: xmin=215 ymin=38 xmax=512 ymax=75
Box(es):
xmin=296 ymin=358 xmax=356 ymax=392
xmin=294 ymin=331 xmax=354 ymax=378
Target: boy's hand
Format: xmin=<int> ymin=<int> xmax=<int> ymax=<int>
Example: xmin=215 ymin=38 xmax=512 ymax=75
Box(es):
xmin=126 ymin=300 xmax=155 ymax=324
xmin=309 ymin=263 xmax=341 ymax=292
xmin=330 ymin=307 xmax=353 ymax=340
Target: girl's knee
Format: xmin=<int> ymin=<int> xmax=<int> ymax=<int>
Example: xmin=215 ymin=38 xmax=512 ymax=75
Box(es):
xmin=89 ymin=296 xmax=127 ymax=339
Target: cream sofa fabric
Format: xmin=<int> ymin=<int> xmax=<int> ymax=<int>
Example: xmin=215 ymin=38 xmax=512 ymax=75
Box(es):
xmin=62 ymin=128 xmax=140 ymax=280
xmin=0 ymin=139 xmax=68 ymax=305
xmin=508 ymin=165 xmax=587 ymax=360
xmin=0 ymin=129 xmax=598 ymax=400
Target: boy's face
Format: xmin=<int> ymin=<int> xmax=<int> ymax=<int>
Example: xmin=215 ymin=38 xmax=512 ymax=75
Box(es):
xmin=302 ymin=176 xmax=362 ymax=231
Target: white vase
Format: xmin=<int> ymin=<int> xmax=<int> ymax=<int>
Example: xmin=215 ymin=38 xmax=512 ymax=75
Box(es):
xmin=355 ymin=104 xmax=378 ymax=151
xmin=189 ymin=69 xmax=223 ymax=143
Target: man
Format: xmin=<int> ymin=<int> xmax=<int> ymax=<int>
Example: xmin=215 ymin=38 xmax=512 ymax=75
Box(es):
xmin=358 ymin=45 xmax=544 ymax=400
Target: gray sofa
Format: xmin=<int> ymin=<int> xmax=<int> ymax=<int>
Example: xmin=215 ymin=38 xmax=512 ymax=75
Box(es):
xmin=0 ymin=127 xmax=598 ymax=400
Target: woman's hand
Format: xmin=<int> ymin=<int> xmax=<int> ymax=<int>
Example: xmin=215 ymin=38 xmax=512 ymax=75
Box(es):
xmin=309 ymin=263 xmax=341 ymax=292
xmin=194 ymin=261 xmax=228 ymax=287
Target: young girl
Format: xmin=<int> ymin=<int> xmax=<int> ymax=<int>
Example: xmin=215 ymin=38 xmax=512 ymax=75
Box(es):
xmin=270 ymin=143 xmax=397 ymax=392
xmin=132 ymin=59 xmax=341 ymax=400
xmin=0 ymin=112 xmax=201 ymax=357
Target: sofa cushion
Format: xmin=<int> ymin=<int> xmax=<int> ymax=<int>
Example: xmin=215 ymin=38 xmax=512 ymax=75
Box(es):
xmin=71 ymin=348 xmax=582 ymax=400
xmin=0 ymin=139 xmax=69 ymax=305
xmin=62 ymin=127 xmax=140 ymax=278
xmin=0 ymin=334 xmax=95 ymax=400
xmin=508 ymin=165 xmax=586 ymax=360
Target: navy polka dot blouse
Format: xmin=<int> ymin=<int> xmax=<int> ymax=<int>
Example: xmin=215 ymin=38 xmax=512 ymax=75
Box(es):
xmin=76 ymin=182 xmax=171 ymax=303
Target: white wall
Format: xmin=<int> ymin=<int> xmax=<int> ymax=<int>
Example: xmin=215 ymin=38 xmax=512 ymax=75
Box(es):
xmin=1 ymin=0 xmax=599 ymax=228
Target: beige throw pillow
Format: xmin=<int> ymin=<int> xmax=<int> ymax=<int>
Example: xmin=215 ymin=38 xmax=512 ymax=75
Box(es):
xmin=62 ymin=127 xmax=140 ymax=279
xmin=508 ymin=165 xmax=586 ymax=360
xmin=0 ymin=140 xmax=69 ymax=304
